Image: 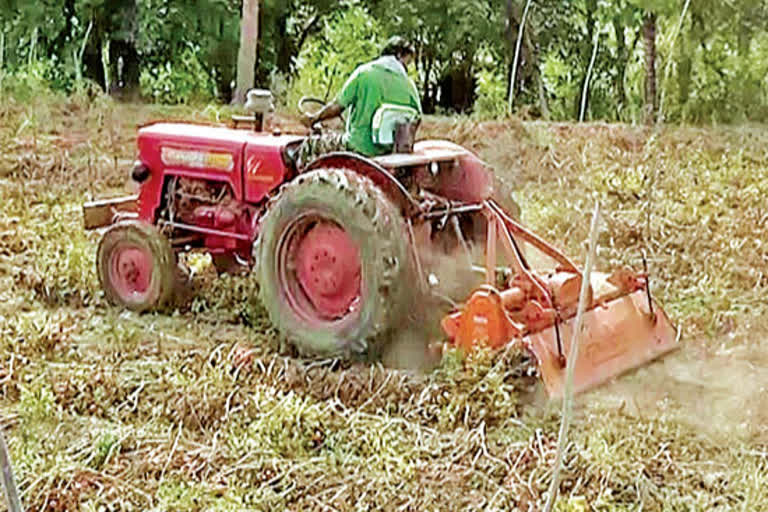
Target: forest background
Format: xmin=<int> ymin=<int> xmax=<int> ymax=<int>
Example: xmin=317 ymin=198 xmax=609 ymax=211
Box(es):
xmin=1 ymin=0 xmax=766 ymax=123
xmin=3 ymin=1 xmax=768 ymax=510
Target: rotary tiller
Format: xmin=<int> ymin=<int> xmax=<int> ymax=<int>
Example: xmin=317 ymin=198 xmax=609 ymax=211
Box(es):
xmin=83 ymin=90 xmax=677 ymax=397
xmin=440 ymin=200 xmax=678 ymax=397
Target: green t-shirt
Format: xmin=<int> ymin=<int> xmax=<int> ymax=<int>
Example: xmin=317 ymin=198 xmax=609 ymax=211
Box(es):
xmin=336 ymin=56 xmax=422 ymax=157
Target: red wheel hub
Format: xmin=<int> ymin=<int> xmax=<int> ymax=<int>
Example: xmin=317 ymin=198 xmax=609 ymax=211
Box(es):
xmin=109 ymin=245 xmax=153 ymax=300
xmin=294 ymin=222 xmax=361 ymax=319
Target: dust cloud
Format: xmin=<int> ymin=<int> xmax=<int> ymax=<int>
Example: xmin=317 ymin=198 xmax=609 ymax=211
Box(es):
xmin=588 ymin=333 xmax=768 ymax=442
xmin=382 ymin=242 xmax=486 ymax=372
xmin=381 ymin=236 xmax=768 ymax=447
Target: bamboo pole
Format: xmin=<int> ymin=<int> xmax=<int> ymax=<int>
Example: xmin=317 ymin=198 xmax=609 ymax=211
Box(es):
xmin=543 ymin=202 xmax=601 ymax=512
xmin=507 ymin=0 xmax=533 ymax=115
xmin=658 ymin=0 xmax=693 ymax=123
xmin=0 ymin=426 xmax=22 ymax=512
xmin=579 ymin=31 xmax=600 ymax=122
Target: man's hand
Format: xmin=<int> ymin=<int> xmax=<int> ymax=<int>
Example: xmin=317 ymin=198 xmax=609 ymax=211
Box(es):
xmin=302 ymin=102 xmax=343 ymax=130
xmin=300 ymin=113 xmax=316 ymax=128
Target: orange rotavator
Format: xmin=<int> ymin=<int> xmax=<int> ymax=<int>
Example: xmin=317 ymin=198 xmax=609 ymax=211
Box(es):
xmin=440 ymin=201 xmax=678 ymax=398
xmin=82 ymin=90 xmax=677 ymax=399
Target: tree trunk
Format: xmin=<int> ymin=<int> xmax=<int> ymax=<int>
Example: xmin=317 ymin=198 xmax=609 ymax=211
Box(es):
xmin=612 ymin=16 xmax=627 ymax=119
xmin=523 ymin=21 xmax=549 ymax=118
xmin=506 ymin=0 xmax=533 ymax=113
xmin=576 ymin=0 xmax=597 ymax=119
xmin=504 ymin=0 xmax=516 ymax=102
xmin=643 ymin=12 xmax=657 ymax=125
xmin=275 ymin=11 xmax=291 ymax=74
xmin=111 ymin=39 xmax=141 ymax=96
xmin=234 ymin=0 xmax=260 ymax=105
xmin=677 ymin=25 xmax=691 ymax=112
xmin=421 ymin=54 xmax=436 ymax=114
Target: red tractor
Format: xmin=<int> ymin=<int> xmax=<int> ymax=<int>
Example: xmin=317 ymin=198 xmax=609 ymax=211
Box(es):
xmin=84 ymin=92 xmax=503 ymax=356
xmin=84 ymin=91 xmax=677 ymax=397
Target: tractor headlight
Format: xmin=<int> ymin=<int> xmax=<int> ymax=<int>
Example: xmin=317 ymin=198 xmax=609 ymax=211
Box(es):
xmin=131 ymin=161 xmax=151 ymax=183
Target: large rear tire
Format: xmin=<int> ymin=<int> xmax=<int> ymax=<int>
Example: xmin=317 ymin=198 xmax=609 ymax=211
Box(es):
xmin=257 ymin=168 xmax=412 ymax=359
xmin=97 ymin=221 xmax=176 ymax=312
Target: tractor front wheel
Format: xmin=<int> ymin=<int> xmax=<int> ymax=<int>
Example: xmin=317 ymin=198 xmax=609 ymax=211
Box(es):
xmin=257 ymin=168 xmax=412 ymax=359
xmin=97 ymin=221 xmax=176 ymax=312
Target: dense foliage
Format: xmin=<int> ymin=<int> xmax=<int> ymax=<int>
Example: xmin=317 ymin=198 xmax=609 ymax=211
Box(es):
xmin=0 ymin=0 xmax=766 ymax=121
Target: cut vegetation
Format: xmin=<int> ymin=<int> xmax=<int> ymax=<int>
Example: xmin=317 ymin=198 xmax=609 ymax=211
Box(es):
xmin=1 ymin=94 xmax=767 ymax=510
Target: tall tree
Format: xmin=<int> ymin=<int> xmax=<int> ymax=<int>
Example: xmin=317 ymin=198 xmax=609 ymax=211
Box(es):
xmin=642 ymin=11 xmax=657 ymax=123
xmin=629 ymin=0 xmax=677 ymax=122
xmin=370 ymin=0 xmax=503 ymax=113
xmin=234 ymin=0 xmax=259 ymax=104
xmin=506 ymin=0 xmax=538 ymax=115
xmin=610 ymin=1 xmax=643 ymax=119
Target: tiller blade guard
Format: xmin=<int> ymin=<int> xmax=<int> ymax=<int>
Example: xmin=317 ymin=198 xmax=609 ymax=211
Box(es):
xmin=441 ymin=201 xmax=679 ymax=398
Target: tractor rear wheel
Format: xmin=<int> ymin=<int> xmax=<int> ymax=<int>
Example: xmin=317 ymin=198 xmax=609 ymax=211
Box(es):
xmin=257 ymin=168 xmax=412 ymax=359
xmin=97 ymin=221 xmax=176 ymax=312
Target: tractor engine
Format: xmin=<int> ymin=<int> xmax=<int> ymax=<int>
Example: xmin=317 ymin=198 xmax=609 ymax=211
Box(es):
xmin=161 ymin=178 xmax=257 ymax=263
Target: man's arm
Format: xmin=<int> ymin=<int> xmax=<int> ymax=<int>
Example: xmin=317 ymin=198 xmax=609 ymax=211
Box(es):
xmin=302 ymin=102 xmax=344 ymax=128
xmin=302 ymin=66 xmax=358 ymax=128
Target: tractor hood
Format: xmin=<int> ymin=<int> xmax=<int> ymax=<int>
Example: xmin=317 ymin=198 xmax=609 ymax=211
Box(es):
xmin=138 ymin=122 xmax=304 ymax=153
xmin=136 ymin=122 xmax=305 ymax=206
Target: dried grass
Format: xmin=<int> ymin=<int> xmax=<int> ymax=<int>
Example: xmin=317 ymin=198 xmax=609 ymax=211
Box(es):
xmin=0 ymin=99 xmax=767 ymax=510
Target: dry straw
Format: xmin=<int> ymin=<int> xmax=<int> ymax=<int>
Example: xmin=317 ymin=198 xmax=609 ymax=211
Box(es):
xmin=0 ymin=97 xmax=767 ymax=509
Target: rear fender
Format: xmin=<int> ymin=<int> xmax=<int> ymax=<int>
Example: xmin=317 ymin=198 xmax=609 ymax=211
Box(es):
xmin=305 ymin=152 xmax=418 ymax=215
xmin=412 ymin=140 xmax=494 ymax=203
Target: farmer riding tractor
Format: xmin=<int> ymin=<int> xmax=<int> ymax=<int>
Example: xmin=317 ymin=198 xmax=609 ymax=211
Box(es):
xmin=85 ymin=88 xmax=678 ymax=397
xmin=85 ymin=89 xmax=517 ymax=359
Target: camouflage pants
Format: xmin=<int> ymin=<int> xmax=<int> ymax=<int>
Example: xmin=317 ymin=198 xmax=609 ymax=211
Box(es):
xmin=294 ymin=132 xmax=348 ymax=171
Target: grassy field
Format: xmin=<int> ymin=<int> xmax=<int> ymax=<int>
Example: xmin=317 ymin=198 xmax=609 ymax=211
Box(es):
xmin=1 ymin=91 xmax=767 ymax=511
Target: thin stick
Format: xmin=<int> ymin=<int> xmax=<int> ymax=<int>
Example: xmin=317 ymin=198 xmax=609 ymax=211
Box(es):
xmin=507 ymin=0 xmax=533 ymax=115
xmin=543 ymin=202 xmax=600 ymax=512
xmin=75 ymin=19 xmax=94 ymax=89
xmin=643 ymin=132 xmax=660 ymax=247
xmin=658 ymin=0 xmax=693 ymax=123
xmin=579 ymin=31 xmax=600 ymax=122
xmin=160 ymin=422 xmax=183 ymax=483
xmin=0 ymin=426 xmax=23 ymax=512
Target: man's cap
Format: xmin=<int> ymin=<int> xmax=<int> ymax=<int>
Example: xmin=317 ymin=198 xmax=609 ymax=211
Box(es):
xmin=381 ymin=36 xmax=415 ymax=57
